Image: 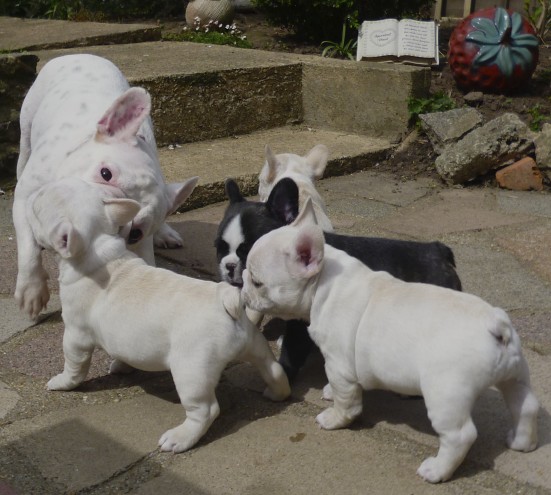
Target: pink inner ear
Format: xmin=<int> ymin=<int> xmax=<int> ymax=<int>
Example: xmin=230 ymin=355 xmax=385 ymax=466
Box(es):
xmin=297 ymin=243 xmax=312 ymax=266
xmin=98 ymin=105 xmax=146 ymax=137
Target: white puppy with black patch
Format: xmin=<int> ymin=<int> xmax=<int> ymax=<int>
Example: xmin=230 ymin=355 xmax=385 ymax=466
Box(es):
xmin=13 ymin=53 xmax=197 ymax=319
xmin=28 ymin=177 xmax=290 ymax=453
xmin=258 ymin=144 xmax=333 ymax=232
xmin=241 ymin=199 xmax=539 ymax=483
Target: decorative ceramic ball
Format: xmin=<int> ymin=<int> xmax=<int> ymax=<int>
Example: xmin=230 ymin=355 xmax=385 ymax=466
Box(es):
xmin=185 ymin=0 xmax=235 ymax=28
xmin=448 ymin=7 xmax=539 ymax=93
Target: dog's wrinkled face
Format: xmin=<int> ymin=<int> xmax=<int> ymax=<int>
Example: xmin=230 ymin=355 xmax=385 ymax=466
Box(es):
xmin=27 ymin=177 xmax=138 ymax=259
xmin=215 ymin=178 xmax=298 ymax=287
xmin=58 ymin=87 xmax=197 ymax=248
xmin=242 ymin=209 xmax=324 ymax=320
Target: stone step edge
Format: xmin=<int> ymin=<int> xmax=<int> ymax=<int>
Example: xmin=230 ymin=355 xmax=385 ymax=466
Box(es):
xmin=178 ymin=147 xmax=391 ymax=212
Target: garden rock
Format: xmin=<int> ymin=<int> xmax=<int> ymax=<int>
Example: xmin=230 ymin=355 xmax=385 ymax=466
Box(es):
xmin=533 ymin=123 xmax=551 ymax=182
xmin=434 ymin=113 xmax=536 ymax=185
xmin=419 ymin=107 xmax=482 ymax=153
xmin=463 ymin=91 xmax=484 ymax=106
xmin=495 ymin=157 xmax=544 ymax=191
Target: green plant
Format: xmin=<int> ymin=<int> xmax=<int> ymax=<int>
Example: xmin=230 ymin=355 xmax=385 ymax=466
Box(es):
xmin=321 ymin=23 xmax=357 ymax=60
xmin=407 ymin=91 xmax=456 ymax=126
xmin=524 ymin=0 xmax=551 ymax=42
xmin=527 ymin=103 xmax=550 ymax=130
xmin=163 ymin=18 xmax=252 ymax=49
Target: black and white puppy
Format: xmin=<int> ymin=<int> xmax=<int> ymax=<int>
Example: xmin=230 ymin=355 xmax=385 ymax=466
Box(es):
xmin=215 ymin=178 xmax=462 ymax=380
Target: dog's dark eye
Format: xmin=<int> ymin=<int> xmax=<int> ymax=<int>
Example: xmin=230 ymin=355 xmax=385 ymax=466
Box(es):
xmin=236 ymin=244 xmax=250 ymax=261
xmin=215 ymin=238 xmax=229 ymax=258
xmin=251 ymin=277 xmax=263 ymax=289
xmin=100 ymin=167 xmax=112 ymax=182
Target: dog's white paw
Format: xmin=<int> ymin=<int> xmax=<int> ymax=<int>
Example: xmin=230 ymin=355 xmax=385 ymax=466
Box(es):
xmin=47 ymin=373 xmax=79 ymax=391
xmin=109 ymin=359 xmax=135 ymax=374
xmin=417 ymin=457 xmax=450 ymax=483
xmin=154 ymin=223 xmax=182 ymax=249
xmin=158 ymin=426 xmax=196 ymax=453
xmin=316 ymin=407 xmax=348 ymax=430
xmin=322 ymin=383 xmax=333 ymax=401
xmin=507 ymin=428 xmax=537 ymax=452
xmin=15 ymin=278 xmax=50 ymax=320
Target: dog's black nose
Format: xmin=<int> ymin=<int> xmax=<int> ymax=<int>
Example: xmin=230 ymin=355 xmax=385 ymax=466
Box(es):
xmin=128 ymin=228 xmax=143 ymax=245
xmin=226 ymin=262 xmax=236 ymax=278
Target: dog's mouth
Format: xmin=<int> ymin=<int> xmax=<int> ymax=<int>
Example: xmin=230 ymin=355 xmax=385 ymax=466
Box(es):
xmin=230 ymin=281 xmax=243 ymax=289
xmin=127 ymin=228 xmax=144 ymax=245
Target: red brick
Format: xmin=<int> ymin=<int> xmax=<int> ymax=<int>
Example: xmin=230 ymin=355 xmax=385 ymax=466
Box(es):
xmin=495 ymin=157 xmax=544 ymax=191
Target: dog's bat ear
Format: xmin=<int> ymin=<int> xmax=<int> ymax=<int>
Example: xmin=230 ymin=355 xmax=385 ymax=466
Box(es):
xmin=49 ymin=221 xmax=84 ymax=259
xmin=267 ymin=178 xmax=298 ymax=224
xmin=289 ymin=224 xmax=324 ymax=279
xmin=166 ymin=176 xmax=199 ymax=215
xmin=225 ymin=179 xmax=245 ymax=203
xmin=103 ymin=198 xmax=141 ymax=227
xmin=292 ymin=198 xmax=318 ymax=227
xmin=95 ymin=87 xmax=151 ymax=142
xmin=304 ymin=144 xmax=329 ymax=179
xmin=264 ymin=145 xmax=278 ymax=183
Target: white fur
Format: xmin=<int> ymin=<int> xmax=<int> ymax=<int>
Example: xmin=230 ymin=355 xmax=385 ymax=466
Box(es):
xmin=258 ymin=144 xmax=333 ymax=232
xmin=241 ymin=200 xmax=539 ymax=483
xmin=30 ymin=177 xmax=290 ymax=453
xmin=13 ymin=54 xmax=198 ymax=319
xmin=219 ymin=215 xmax=245 ymax=285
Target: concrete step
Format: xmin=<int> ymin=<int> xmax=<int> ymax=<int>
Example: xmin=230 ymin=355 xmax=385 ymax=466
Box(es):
xmin=0 ymin=16 xmax=161 ymax=52
xmin=158 ymin=125 xmax=393 ymax=210
xmin=2 ymin=18 xmax=426 ymax=200
xmin=32 ymin=41 xmax=430 ymax=147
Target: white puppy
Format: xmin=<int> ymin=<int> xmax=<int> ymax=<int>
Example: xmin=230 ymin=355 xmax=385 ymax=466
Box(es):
xmin=13 ymin=53 xmax=197 ymax=319
xmin=258 ymin=144 xmax=333 ymax=232
xmin=241 ymin=199 xmax=539 ymax=483
xmin=28 ymin=177 xmax=290 ymax=453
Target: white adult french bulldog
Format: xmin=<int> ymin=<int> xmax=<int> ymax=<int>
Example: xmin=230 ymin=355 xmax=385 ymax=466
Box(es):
xmin=28 ymin=177 xmax=290 ymax=453
xmin=241 ymin=199 xmax=539 ymax=483
xmin=13 ymin=53 xmax=197 ymax=319
xmin=258 ymin=144 xmax=333 ymax=232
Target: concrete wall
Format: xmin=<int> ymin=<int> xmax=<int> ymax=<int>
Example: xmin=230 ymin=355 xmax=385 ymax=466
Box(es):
xmin=301 ymin=58 xmax=431 ymax=141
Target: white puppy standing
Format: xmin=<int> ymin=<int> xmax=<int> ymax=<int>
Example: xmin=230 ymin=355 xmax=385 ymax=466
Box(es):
xmin=241 ymin=199 xmax=539 ymax=483
xmin=258 ymin=144 xmax=334 ymax=232
xmin=13 ymin=53 xmax=197 ymax=319
xmin=27 ymin=177 xmax=290 ymax=453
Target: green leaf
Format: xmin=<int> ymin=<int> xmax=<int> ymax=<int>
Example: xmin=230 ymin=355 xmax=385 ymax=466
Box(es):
xmin=470 ymin=17 xmax=499 ymax=38
xmin=497 ymin=45 xmax=514 ymax=77
xmin=473 ymin=44 xmax=501 ymax=65
xmin=511 ymin=46 xmax=536 ymax=70
xmin=510 ymin=33 xmax=540 ymax=48
xmin=494 ymin=7 xmax=511 ymax=39
xmin=467 ymin=30 xmax=501 ymax=44
xmin=511 ymin=11 xmax=523 ymax=36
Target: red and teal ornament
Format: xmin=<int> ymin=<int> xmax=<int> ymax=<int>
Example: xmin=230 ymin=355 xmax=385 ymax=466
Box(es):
xmin=448 ymin=7 xmax=539 ymax=93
